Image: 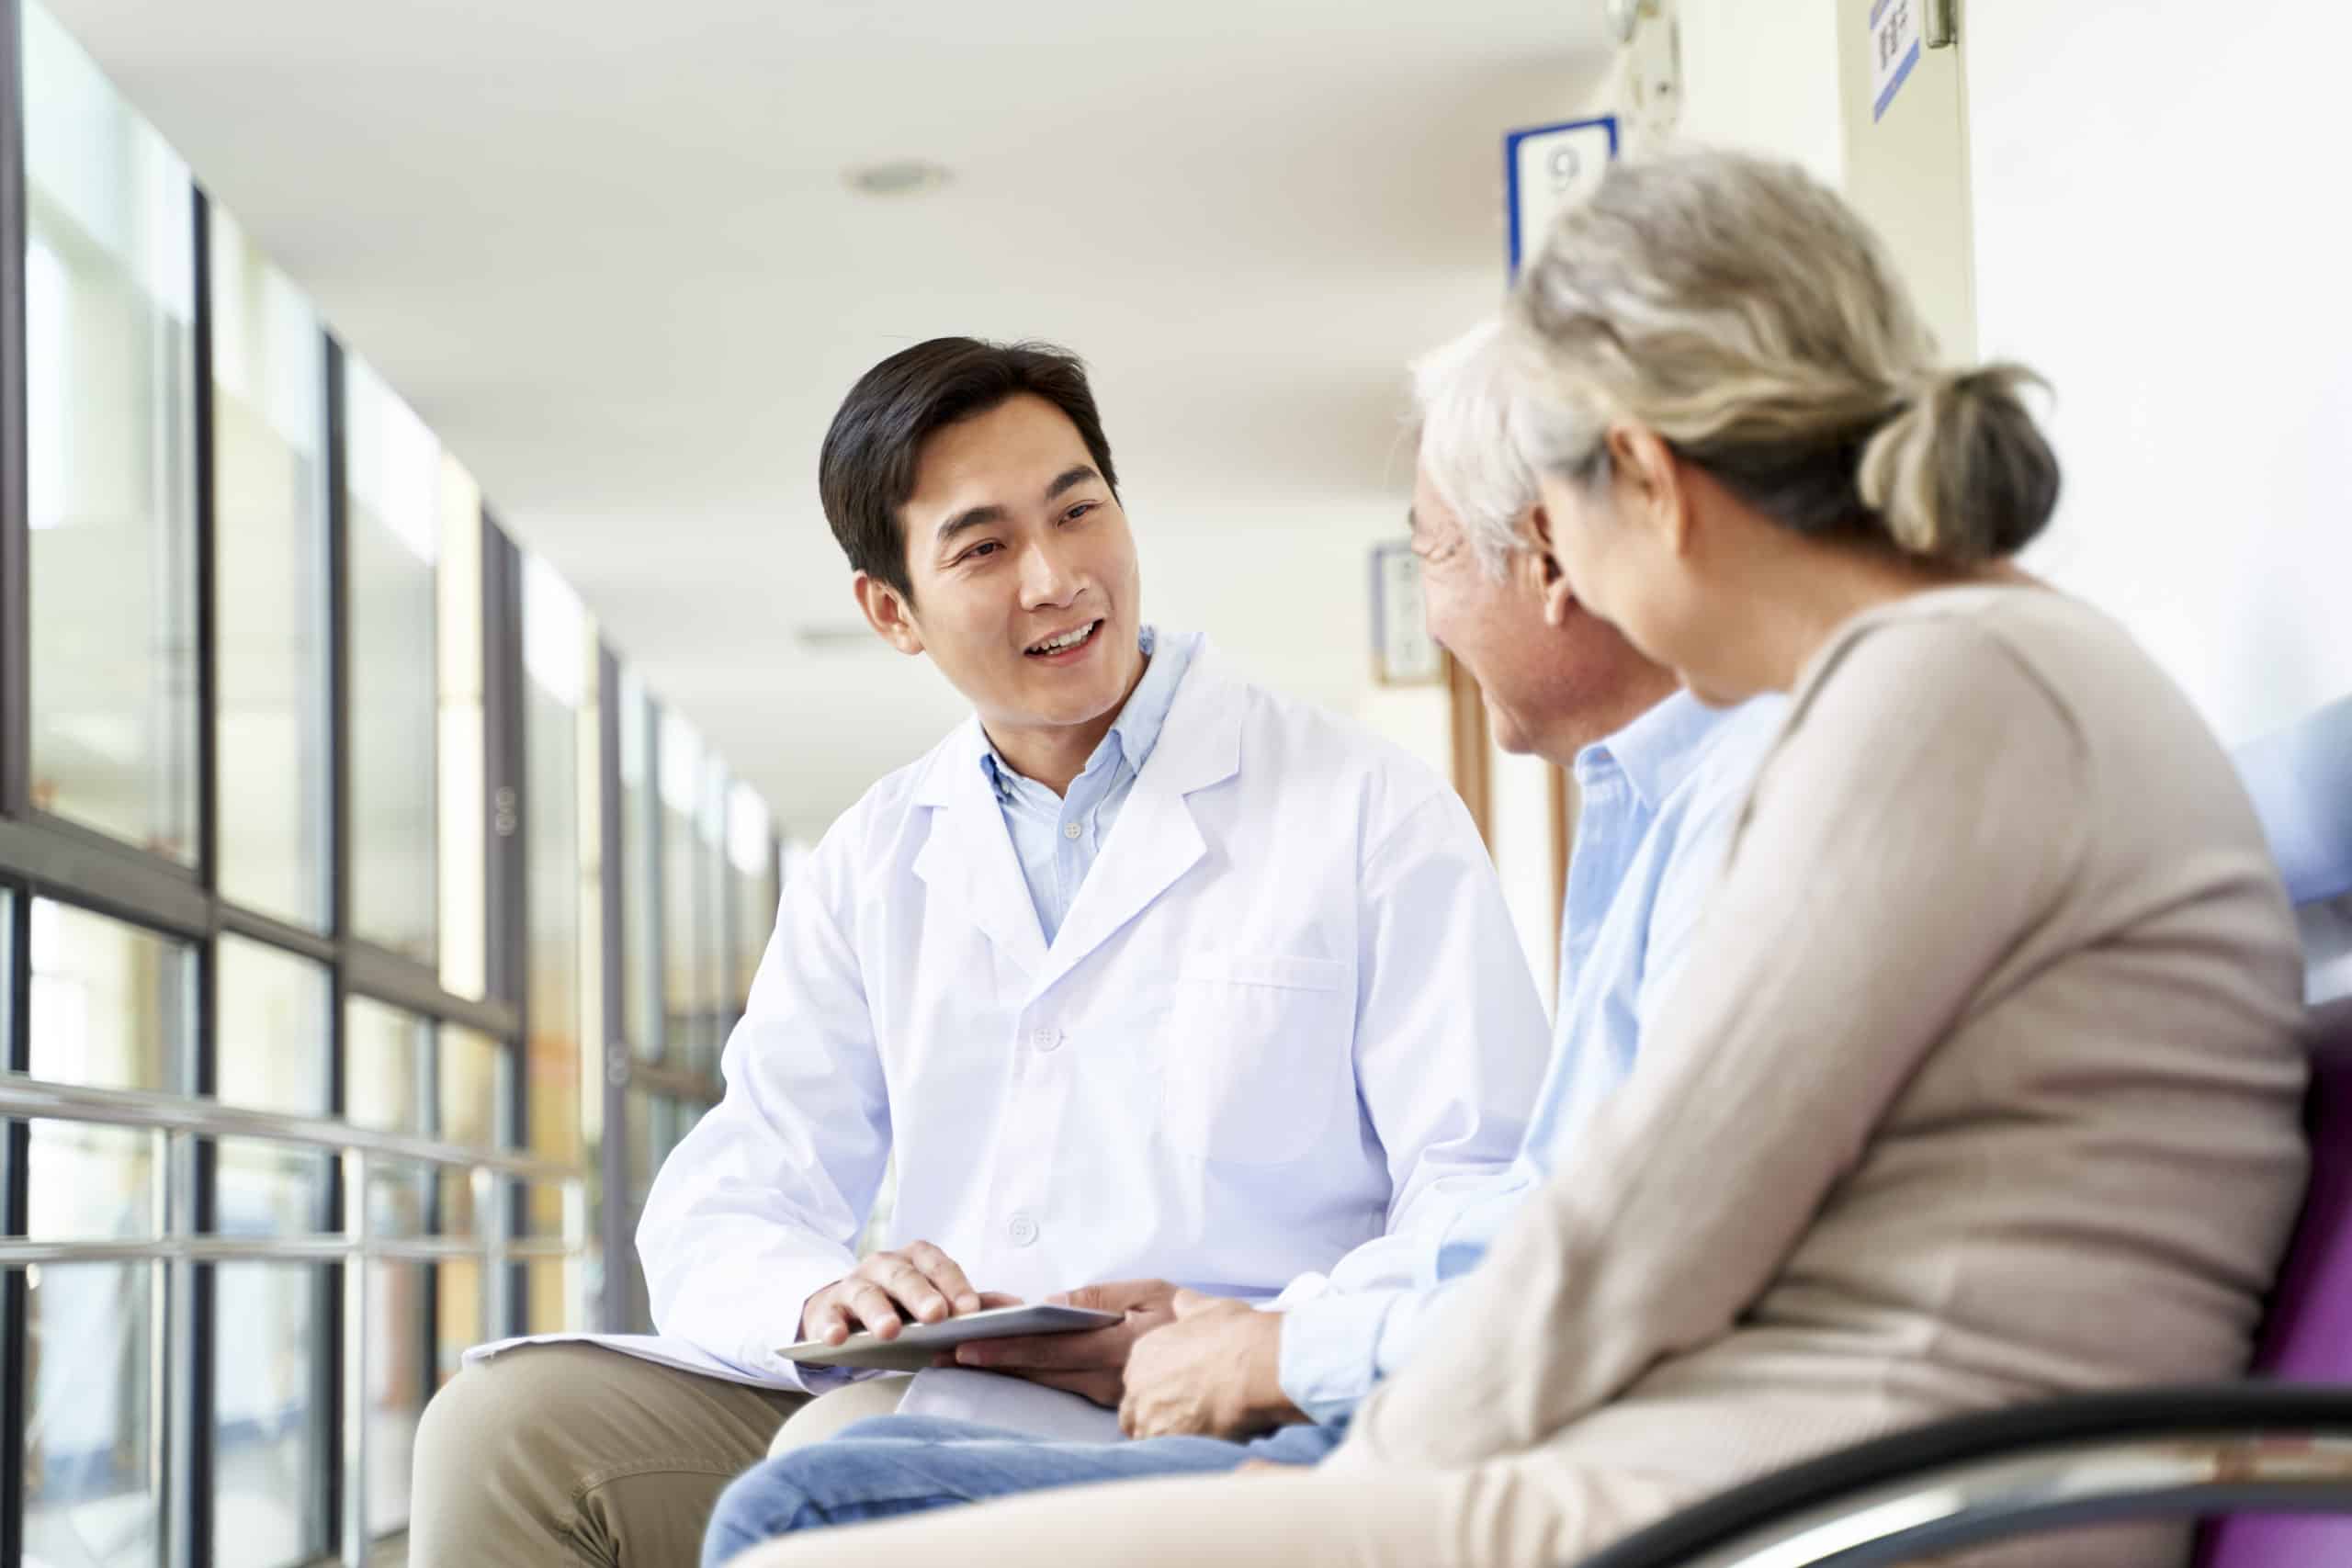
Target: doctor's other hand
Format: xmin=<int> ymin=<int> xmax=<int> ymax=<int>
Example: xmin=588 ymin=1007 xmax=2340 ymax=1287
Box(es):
xmin=948 ymin=1277 xmax=1182 ymax=1407
xmin=1118 ymin=1288 xmax=1304 ymax=1440
xmin=798 ymin=1241 xmax=996 ymax=1346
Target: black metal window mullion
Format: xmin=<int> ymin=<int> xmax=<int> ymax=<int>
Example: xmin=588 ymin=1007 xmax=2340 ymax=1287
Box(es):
xmin=319 ymin=331 xmax=351 ymax=1565
xmin=3 ymin=877 xmax=34 ymax=1568
xmin=481 ymin=517 xmax=528 ymax=1332
xmin=179 ymin=178 xmax=219 ymax=1568
xmin=595 ymin=645 xmax=628 ymax=1334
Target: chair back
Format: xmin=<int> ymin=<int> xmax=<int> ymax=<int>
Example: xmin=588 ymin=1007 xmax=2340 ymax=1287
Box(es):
xmin=2197 ymin=694 xmax=2352 ymax=1568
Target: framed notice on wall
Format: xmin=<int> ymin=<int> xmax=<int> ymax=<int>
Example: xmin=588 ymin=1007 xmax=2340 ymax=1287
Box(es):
xmin=1370 ymin=540 xmax=1442 ymax=685
xmin=1503 ymin=115 xmax=1620 ymax=276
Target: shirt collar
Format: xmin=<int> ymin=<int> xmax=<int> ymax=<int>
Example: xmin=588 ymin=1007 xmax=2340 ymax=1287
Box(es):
xmin=979 ymin=626 xmax=1179 ymax=798
xmin=1574 ymin=688 xmax=1738 ymax=813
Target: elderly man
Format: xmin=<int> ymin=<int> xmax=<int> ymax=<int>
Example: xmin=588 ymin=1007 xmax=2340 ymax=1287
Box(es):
xmin=696 ymin=319 xmax=1789 ymax=1562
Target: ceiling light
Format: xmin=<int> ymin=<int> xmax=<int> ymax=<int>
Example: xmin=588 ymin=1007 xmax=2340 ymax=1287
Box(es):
xmin=843 ymin=160 xmax=952 ymax=197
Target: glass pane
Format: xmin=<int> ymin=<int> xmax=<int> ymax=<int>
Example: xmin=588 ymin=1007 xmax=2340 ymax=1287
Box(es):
xmin=213 ymin=1264 xmax=330 ymax=1568
xmin=365 ymin=1262 xmax=426 ymax=1538
xmin=345 ymin=995 xmax=427 ymax=1135
xmin=435 ymin=1167 xmax=480 ymax=1241
xmin=22 ymin=3 xmax=198 ymax=863
xmin=210 ymin=204 xmax=329 ymax=928
xmin=21 ymin=1261 xmax=160 ymax=1568
xmin=216 ymin=934 xmax=329 ymax=1115
xmin=728 ymin=781 xmax=775 ymax=1003
xmin=618 ymin=670 xmax=659 ymax=1057
xmin=28 ymin=898 xmax=192 ymax=1091
xmin=436 ymin=1258 xmax=481 ymax=1389
xmin=366 ymin=1160 xmax=429 ymax=1240
xmin=696 ymin=762 xmax=728 ymax=1070
xmin=625 ymin=1091 xmax=695 ymax=1212
xmin=437 ymin=460 xmax=485 ymax=1000
xmin=439 ymin=1024 xmax=506 ymax=1151
xmin=215 ymin=1139 xmax=329 ymax=1237
xmin=23 ymin=1121 xmax=159 ymax=1241
xmin=524 ymin=558 xmax=588 ymax=1168
xmin=660 ymin=713 xmax=712 ymax=1073
xmin=344 ymin=354 xmax=438 ymax=964
xmin=524 ymin=1257 xmax=580 ymax=1337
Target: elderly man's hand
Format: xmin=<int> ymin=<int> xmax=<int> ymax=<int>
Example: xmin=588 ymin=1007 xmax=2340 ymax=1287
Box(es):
xmin=947 ymin=1278 xmax=1183 ymax=1407
xmin=1117 ymin=1288 xmax=1306 ymax=1439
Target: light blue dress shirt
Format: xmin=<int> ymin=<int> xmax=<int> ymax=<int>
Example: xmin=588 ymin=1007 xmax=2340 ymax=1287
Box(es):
xmin=981 ymin=626 xmax=1196 ymax=946
xmin=1275 ymin=689 xmax=1788 ymax=1422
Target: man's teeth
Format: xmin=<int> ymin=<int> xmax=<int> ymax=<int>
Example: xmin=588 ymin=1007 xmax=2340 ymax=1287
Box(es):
xmin=1029 ymin=622 xmax=1098 ymax=655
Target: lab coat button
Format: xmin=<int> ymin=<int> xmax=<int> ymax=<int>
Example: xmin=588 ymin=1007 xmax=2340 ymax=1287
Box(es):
xmin=1007 ymin=1212 xmax=1041 ymax=1247
xmin=1031 ymin=1028 xmax=1062 ymax=1052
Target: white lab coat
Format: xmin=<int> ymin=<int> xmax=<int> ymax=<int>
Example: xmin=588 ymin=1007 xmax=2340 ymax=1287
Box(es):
xmin=475 ymin=642 xmax=1549 ymax=1395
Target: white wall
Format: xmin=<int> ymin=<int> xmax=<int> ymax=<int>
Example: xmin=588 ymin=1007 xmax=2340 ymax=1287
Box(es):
xmin=1968 ymin=3 xmax=2352 ymax=742
xmin=1648 ymin=0 xmax=1845 ymax=179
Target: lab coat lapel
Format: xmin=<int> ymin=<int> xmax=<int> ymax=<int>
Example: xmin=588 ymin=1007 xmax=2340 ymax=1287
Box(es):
xmin=1029 ymin=649 xmax=1240 ymax=999
xmin=910 ymin=720 xmax=1049 ymax=978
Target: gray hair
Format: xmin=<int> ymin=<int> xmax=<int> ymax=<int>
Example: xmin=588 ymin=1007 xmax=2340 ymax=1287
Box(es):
xmin=1409 ymin=320 xmax=1540 ymax=579
xmin=1507 ymin=151 xmax=2060 ymax=562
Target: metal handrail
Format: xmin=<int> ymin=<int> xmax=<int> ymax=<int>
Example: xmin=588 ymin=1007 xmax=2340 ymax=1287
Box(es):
xmin=0 ymin=1071 xmax=585 ymax=1182
xmin=2 ymin=1067 xmax=596 ymax=1566
xmin=0 ymin=1235 xmax=580 ymax=1266
xmin=1591 ymin=1430 xmax=2352 ymax=1567
xmin=1575 ymin=1385 xmax=2352 ymax=1568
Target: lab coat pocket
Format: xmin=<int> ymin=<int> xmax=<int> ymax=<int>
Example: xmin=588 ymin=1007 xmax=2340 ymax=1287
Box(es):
xmin=1162 ymin=953 xmax=1354 ymax=1166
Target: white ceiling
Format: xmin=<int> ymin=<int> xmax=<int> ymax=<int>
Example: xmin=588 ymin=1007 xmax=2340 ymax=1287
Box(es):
xmin=45 ymin=0 xmax=1608 ymax=840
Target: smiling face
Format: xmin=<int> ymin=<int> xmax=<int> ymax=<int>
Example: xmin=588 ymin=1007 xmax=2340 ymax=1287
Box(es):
xmin=855 ymin=392 xmax=1145 ymax=740
xmin=1535 ymin=426 xmax=1756 ymax=707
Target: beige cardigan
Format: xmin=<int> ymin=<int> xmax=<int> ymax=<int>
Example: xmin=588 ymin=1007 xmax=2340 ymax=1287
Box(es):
xmin=1335 ymin=585 xmax=2311 ymax=1562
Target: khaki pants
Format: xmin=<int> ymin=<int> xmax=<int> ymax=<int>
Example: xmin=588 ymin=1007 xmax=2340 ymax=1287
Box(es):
xmin=410 ymin=1345 xmax=808 ymax=1567
xmin=410 ymin=1347 xmax=921 ymax=1566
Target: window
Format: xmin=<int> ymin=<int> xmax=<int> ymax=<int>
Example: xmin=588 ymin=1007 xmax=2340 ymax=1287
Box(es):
xmin=22 ymin=1262 xmax=162 ymax=1566
xmin=216 ymin=934 xmax=330 ymax=1115
xmin=660 ymin=711 xmax=716 ymax=1074
xmin=210 ymin=205 xmax=330 ymax=930
xmin=436 ymin=460 xmax=486 ymax=999
xmin=728 ymin=780 xmax=777 ymax=1006
xmin=343 ymin=355 xmax=440 ymax=964
xmin=523 ymin=558 xmax=598 ymax=1330
xmin=345 ymin=996 xmax=429 ymax=1136
xmin=2 ymin=9 xmax=795 ymax=1541
xmin=20 ymin=1 xmax=198 ymax=862
xmin=27 ymin=898 xmax=194 ymax=1092
xmin=618 ymin=668 xmax=660 ymax=1058
xmin=212 ymin=1262 xmax=331 ymax=1568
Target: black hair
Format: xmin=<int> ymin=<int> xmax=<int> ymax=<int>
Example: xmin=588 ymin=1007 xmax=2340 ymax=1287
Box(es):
xmin=817 ymin=337 xmax=1120 ymax=600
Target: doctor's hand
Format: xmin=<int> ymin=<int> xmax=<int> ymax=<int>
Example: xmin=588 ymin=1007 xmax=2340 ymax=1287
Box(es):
xmin=1117 ymin=1288 xmax=1305 ymax=1440
xmin=946 ymin=1277 xmax=1182 ymax=1408
xmin=798 ymin=1241 xmax=1000 ymax=1346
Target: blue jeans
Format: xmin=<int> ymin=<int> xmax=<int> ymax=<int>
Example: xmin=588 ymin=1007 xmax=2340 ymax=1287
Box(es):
xmin=701 ymin=1416 xmax=1344 ymax=1565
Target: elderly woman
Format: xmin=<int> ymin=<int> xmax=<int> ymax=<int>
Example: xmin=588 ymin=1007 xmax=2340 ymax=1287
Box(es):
xmin=716 ymin=151 xmax=2311 ymax=1568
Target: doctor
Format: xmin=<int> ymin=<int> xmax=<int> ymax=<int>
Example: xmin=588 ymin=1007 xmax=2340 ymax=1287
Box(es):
xmin=409 ymin=336 xmax=1550 ymax=1568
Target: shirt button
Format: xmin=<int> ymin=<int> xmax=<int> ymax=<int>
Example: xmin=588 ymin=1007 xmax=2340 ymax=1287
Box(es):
xmin=1007 ymin=1211 xmax=1041 ymax=1247
xmin=1062 ymin=821 xmax=1082 ymax=841
xmin=1031 ymin=1028 xmax=1062 ymax=1053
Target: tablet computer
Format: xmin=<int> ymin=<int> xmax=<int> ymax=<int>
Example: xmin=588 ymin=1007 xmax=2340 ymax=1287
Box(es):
xmin=777 ymin=1303 xmax=1122 ymax=1372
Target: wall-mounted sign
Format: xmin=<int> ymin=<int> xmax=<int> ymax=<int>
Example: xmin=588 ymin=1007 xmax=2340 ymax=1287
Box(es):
xmin=1370 ymin=541 xmax=1442 ymax=686
xmin=1503 ymin=115 xmax=1619 ymax=277
xmin=1870 ymin=0 xmax=1925 ymax=121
